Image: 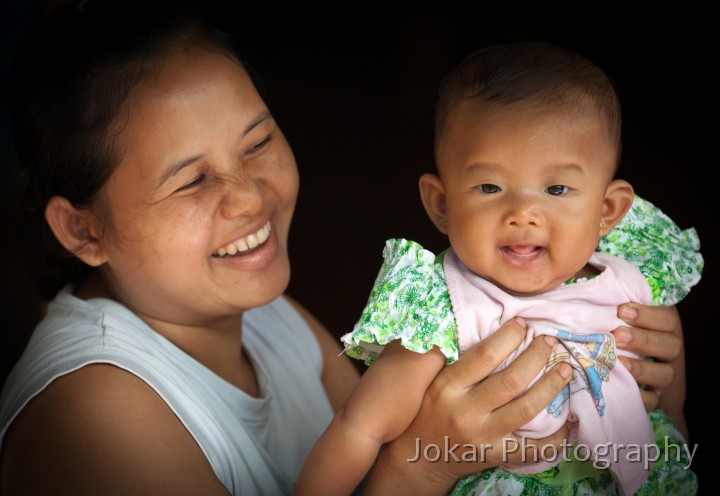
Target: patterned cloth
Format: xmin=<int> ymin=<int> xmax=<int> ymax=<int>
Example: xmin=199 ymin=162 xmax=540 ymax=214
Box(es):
xmin=341 ymin=195 xmax=703 ymax=495
xmin=448 ymin=410 xmax=698 ymax=496
xmin=597 ymin=195 xmax=703 ymax=306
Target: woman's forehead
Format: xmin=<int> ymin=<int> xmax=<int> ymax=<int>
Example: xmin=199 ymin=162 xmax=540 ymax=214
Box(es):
xmin=107 ymin=51 xmax=266 ymax=182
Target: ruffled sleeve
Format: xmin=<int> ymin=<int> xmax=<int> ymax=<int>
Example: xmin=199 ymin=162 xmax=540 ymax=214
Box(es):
xmin=597 ymin=195 xmax=703 ymax=305
xmin=341 ymin=238 xmax=458 ymax=365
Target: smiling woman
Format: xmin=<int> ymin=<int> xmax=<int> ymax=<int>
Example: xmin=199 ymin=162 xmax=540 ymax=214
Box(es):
xmin=0 ymin=3 xmax=340 ymax=494
xmin=53 ymin=49 xmax=300 ymax=321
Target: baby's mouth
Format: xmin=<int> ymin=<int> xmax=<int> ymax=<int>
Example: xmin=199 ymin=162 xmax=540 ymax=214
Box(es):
xmin=501 ymin=245 xmax=545 ymax=262
xmin=213 ymin=221 xmax=271 ymax=257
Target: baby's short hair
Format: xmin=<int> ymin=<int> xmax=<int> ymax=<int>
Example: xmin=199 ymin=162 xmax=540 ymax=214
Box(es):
xmin=435 ymin=41 xmax=621 ymax=162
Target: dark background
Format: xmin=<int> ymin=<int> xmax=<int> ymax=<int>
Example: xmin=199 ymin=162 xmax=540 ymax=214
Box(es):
xmin=1 ymin=2 xmax=714 ymax=488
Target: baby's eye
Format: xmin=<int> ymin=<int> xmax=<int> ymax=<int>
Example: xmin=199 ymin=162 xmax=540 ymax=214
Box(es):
xmin=175 ymin=174 xmax=206 ymax=192
xmin=546 ymin=185 xmax=569 ymax=196
xmin=479 ymin=184 xmax=501 ymax=194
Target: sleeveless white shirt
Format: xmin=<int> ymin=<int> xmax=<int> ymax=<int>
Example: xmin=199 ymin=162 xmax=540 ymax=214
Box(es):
xmin=0 ymin=286 xmax=334 ymax=495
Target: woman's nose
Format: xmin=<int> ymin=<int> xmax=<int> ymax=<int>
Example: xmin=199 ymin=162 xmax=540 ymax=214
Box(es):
xmin=219 ymin=176 xmax=263 ymax=219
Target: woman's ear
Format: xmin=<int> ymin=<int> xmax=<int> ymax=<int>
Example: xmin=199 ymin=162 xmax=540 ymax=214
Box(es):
xmin=45 ymin=196 xmax=108 ymax=267
xmin=418 ymin=173 xmax=448 ymax=234
xmin=600 ymin=179 xmax=635 ymax=236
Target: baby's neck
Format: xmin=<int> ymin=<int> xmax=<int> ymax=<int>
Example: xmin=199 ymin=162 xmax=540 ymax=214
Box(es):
xmin=574 ymin=263 xmax=601 ymax=280
xmin=560 ymin=262 xmax=602 ymax=287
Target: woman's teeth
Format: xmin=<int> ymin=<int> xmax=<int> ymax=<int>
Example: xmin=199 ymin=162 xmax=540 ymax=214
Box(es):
xmin=215 ymin=222 xmax=271 ymax=257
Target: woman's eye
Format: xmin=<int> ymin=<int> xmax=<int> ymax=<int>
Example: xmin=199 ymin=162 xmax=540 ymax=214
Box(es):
xmin=176 ymin=174 xmax=206 ymax=192
xmin=248 ymin=135 xmax=272 ymax=153
xmin=546 ymin=185 xmax=569 ymax=196
xmin=479 ymin=184 xmax=500 ymax=194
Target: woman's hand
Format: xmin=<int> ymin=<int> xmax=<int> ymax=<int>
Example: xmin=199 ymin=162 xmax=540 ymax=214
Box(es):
xmin=362 ymin=318 xmax=572 ymax=495
xmin=613 ymin=304 xmax=684 ymax=412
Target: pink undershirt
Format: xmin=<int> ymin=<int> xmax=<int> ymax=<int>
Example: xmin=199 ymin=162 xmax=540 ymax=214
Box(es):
xmin=444 ymin=251 xmax=655 ymax=495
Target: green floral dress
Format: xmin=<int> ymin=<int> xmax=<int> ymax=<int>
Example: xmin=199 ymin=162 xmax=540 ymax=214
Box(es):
xmin=341 ymin=196 xmax=703 ymax=495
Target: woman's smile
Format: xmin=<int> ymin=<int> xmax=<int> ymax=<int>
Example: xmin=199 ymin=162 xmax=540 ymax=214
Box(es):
xmin=213 ymin=220 xmax=272 ymax=257
xmin=210 ymin=221 xmax=280 ymax=272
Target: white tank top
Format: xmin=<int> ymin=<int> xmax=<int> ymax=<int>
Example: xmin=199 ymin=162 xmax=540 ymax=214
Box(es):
xmin=0 ymin=286 xmax=334 ymax=495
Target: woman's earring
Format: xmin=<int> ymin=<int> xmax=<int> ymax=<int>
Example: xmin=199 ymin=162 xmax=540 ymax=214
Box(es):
xmin=600 ymin=220 xmax=605 ymax=228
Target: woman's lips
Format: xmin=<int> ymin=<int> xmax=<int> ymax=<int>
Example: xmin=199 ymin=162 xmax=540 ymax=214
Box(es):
xmin=213 ymin=221 xmax=271 ymax=257
xmin=211 ymin=226 xmax=280 ymax=271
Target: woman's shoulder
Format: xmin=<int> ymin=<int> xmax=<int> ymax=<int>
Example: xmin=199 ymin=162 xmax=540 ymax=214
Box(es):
xmin=1 ymin=363 xmax=226 ymax=494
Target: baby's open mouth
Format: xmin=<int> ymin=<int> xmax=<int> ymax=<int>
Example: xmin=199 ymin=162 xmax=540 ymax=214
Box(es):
xmin=501 ymin=245 xmax=545 ymax=260
xmin=213 ymin=221 xmax=271 ymax=257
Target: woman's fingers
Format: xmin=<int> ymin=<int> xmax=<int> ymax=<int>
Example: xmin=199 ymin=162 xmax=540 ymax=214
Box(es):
xmin=618 ymin=355 xmax=673 ymax=410
xmin=638 ymin=388 xmax=660 ymax=411
xmin=485 ymin=358 xmax=572 ymax=434
xmin=619 ymin=355 xmax=674 ymax=391
xmin=618 ymin=303 xmax=677 ymax=333
xmin=501 ymin=422 xmax=572 ymax=466
xmin=378 ymin=325 xmax=574 ymax=487
xmin=437 ymin=317 xmax=529 ymax=391
xmin=468 ymin=332 xmax=561 ymax=403
xmin=614 ymin=305 xmax=681 ymax=361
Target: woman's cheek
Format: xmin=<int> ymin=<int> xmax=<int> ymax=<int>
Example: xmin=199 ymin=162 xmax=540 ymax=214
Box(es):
xmin=148 ymin=196 xmax=217 ymax=249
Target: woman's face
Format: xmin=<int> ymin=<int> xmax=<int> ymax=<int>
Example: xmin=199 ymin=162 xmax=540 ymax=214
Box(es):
xmin=95 ymin=49 xmax=299 ymax=326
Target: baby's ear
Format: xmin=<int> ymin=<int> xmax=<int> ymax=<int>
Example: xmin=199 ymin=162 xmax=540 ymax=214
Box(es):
xmin=418 ymin=173 xmax=448 ymax=234
xmin=45 ymin=196 xmax=108 ymax=267
xmin=600 ymin=179 xmax=635 ymax=236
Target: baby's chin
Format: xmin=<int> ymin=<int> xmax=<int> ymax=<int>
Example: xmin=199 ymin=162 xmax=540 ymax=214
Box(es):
xmin=490 ymin=276 xmax=566 ymax=297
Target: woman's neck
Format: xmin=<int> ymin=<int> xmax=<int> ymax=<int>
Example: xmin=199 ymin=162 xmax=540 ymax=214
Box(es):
xmin=74 ymin=273 xmax=259 ymax=396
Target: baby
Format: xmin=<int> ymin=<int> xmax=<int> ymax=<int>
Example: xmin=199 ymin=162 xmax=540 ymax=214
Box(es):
xmin=295 ymin=42 xmax=702 ymax=495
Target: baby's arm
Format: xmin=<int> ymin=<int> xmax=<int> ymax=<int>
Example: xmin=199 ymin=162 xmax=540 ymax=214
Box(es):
xmin=293 ymin=340 xmax=446 ymax=496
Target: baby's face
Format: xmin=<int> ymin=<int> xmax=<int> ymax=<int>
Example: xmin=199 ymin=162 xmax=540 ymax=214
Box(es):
xmin=435 ymin=102 xmax=616 ymax=295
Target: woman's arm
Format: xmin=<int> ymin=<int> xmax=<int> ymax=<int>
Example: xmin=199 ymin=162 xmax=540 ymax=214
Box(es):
xmin=0 ymin=364 xmax=229 ymax=495
xmin=614 ymin=303 xmax=688 ymax=438
xmin=362 ymin=318 xmax=572 ymax=495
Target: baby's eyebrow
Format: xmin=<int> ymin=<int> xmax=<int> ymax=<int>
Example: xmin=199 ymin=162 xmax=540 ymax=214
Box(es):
xmin=546 ymin=163 xmax=585 ymax=175
xmin=155 ymin=112 xmax=272 ymax=189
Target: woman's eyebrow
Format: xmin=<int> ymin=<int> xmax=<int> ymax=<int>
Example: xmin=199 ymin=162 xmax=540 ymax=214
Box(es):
xmin=155 ymin=112 xmax=272 ymax=189
xmin=156 ymin=154 xmax=203 ymax=190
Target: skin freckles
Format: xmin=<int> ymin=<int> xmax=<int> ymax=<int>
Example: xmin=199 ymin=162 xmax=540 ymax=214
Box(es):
xmin=91 ymin=49 xmax=299 ymax=341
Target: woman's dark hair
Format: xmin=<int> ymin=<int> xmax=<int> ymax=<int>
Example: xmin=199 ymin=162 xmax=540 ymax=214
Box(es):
xmin=11 ymin=0 xmax=263 ymax=300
